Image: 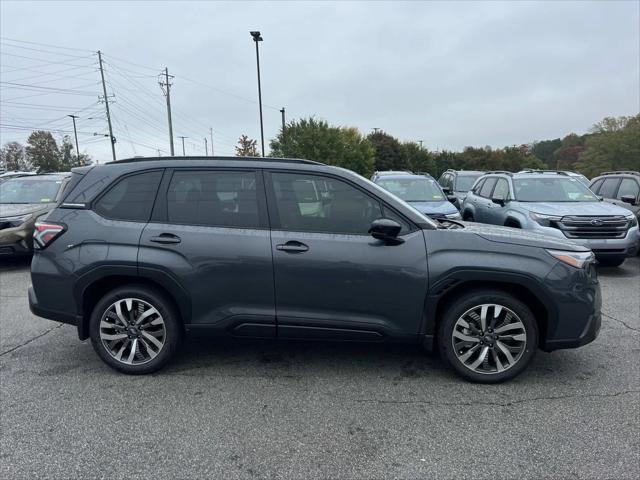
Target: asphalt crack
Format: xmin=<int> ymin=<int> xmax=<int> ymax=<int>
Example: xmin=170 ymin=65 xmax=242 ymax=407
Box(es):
xmin=0 ymin=323 xmax=64 ymax=357
xmin=602 ymin=312 xmax=639 ymax=333
xmin=339 ymin=390 xmax=640 ymax=407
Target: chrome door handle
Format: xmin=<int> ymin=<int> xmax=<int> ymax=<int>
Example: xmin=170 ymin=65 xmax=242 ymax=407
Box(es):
xmin=276 ymin=241 xmax=309 ymax=253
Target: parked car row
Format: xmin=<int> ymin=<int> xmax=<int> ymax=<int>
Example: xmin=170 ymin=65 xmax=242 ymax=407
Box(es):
xmin=29 ymin=156 xmax=602 ymax=382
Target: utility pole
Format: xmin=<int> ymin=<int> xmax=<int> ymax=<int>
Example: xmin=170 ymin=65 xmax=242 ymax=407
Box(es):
xmin=68 ymin=114 xmax=81 ymax=165
xmin=178 ymin=136 xmax=187 ymax=156
xmin=204 ymin=137 xmax=208 ymax=156
xmin=418 ymin=140 xmax=423 ymax=149
xmin=97 ymin=50 xmax=116 ymax=161
xmin=209 ymin=127 xmax=214 ymax=156
xmin=159 ymin=67 xmax=175 ymax=156
xmin=250 ymin=31 xmax=265 ymax=156
xmin=280 ymin=107 xmax=286 ymax=134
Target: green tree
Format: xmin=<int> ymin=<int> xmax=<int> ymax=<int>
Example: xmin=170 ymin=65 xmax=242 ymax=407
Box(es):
xmin=57 ymin=135 xmax=92 ymax=170
xmin=402 ymin=142 xmax=435 ymax=175
xmin=269 ymin=117 xmax=375 ymax=177
xmin=0 ymin=141 xmax=32 ymax=171
xmin=367 ymin=131 xmax=406 ymax=171
xmin=532 ymin=138 xmax=562 ymax=167
xmin=235 ymin=134 xmax=259 ymax=156
xmin=25 ymin=131 xmax=60 ymax=172
xmin=576 ymin=114 xmax=640 ymax=177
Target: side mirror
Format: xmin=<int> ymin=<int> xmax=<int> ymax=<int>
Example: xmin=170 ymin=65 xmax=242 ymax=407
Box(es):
xmin=491 ymin=197 xmax=506 ymax=206
xmin=621 ymin=195 xmax=637 ymax=205
xmin=441 ymin=186 xmax=451 ymax=195
xmin=369 ymin=218 xmax=404 ymax=245
xmin=447 ymin=195 xmax=457 ymax=203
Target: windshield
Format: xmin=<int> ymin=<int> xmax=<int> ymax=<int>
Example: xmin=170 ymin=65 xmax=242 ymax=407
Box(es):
xmin=376 ymin=177 xmax=445 ymax=202
xmin=0 ymin=178 xmax=64 ymax=204
xmin=455 ymin=174 xmax=482 ymax=192
xmin=514 ymin=177 xmax=598 ymax=202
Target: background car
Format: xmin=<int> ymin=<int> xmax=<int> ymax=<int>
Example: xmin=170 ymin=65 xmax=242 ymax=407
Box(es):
xmin=518 ymin=169 xmax=590 ymax=187
xmin=370 ymin=170 xmax=413 ymax=182
xmin=461 ymin=170 xmax=638 ymax=266
xmin=373 ymin=172 xmax=461 ymax=220
xmin=0 ymin=171 xmax=36 ymax=184
xmin=437 ymin=169 xmax=485 ymax=210
xmin=0 ymin=173 xmax=71 ymax=256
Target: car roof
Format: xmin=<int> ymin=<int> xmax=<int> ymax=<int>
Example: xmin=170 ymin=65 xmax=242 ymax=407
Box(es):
xmin=5 ymin=172 xmax=71 ymax=181
xmin=447 ymin=170 xmax=484 ymax=175
xmin=374 ymin=173 xmax=435 ymax=181
xmin=591 ymin=171 xmax=640 ymax=180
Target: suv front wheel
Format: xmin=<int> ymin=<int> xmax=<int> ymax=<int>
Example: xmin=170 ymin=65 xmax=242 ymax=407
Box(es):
xmin=438 ymin=289 xmax=538 ymax=383
xmin=89 ymin=285 xmax=182 ymax=374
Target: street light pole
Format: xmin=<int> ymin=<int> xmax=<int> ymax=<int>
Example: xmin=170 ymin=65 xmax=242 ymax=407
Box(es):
xmin=68 ymin=114 xmax=81 ymax=165
xmin=204 ymin=137 xmax=208 ymax=156
xmin=250 ymin=31 xmax=265 ymax=157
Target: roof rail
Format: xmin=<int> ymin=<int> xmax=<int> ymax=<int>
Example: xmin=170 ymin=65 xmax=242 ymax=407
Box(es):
xmin=106 ymin=155 xmax=325 ymax=166
xmin=518 ymin=169 xmax=570 ymax=176
xmin=483 ymin=170 xmax=513 ymax=176
xmin=601 ymin=171 xmax=640 ymax=176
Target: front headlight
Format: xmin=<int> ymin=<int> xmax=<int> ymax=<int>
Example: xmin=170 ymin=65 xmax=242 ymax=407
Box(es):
xmin=529 ymin=211 xmax=562 ymax=227
xmin=625 ymin=213 xmax=638 ymax=228
xmin=547 ymin=249 xmax=595 ymax=269
xmin=445 ymin=212 xmax=462 ymax=219
xmin=0 ymin=213 xmax=32 ymax=228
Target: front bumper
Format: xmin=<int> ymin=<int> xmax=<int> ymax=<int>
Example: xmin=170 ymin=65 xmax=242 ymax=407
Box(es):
xmin=0 ymin=223 xmax=35 ymax=255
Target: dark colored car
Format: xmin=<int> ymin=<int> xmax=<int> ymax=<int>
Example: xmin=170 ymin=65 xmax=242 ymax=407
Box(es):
xmin=373 ymin=172 xmax=461 ymax=220
xmin=29 ymin=157 xmax=601 ymax=383
xmin=0 ymin=173 xmax=71 ymax=256
xmin=437 ymin=169 xmax=485 ymax=210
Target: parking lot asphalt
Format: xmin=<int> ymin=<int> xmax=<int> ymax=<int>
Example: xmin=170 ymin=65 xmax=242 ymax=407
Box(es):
xmin=1 ymin=256 xmax=639 ymax=480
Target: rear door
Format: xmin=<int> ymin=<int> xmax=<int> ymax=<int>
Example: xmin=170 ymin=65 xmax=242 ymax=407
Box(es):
xmin=474 ymin=177 xmax=498 ymax=223
xmin=484 ymin=177 xmax=510 ymax=225
xmin=266 ymin=170 xmax=429 ymax=341
xmin=138 ymin=168 xmax=275 ymax=336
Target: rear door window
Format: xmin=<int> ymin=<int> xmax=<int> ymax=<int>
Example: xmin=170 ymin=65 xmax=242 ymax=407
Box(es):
xmin=598 ymin=178 xmax=621 ymax=199
xmin=94 ymin=170 xmax=162 ymax=222
xmin=492 ymin=178 xmax=510 ymax=200
xmin=166 ymin=170 xmax=259 ymax=228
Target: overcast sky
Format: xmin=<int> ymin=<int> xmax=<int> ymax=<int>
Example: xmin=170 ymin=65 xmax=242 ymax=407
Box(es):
xmin=1 ymin=0 xmax=639 ymax=163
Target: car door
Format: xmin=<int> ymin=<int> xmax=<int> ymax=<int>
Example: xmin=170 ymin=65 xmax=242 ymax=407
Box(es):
xmin=613 ymin=178 xmax=640 ymax=216
xmin=473 ymin=177 xmax=498 ymax=223
xmin=138 ymin=168 xmax=276 ymax=337
xmin=266 ymin=171 xmax=429 ymax=341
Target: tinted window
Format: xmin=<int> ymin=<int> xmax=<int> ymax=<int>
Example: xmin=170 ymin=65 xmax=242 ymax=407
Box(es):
xmin=598 ymin=178 xmax=620 ymax=198
xmin=167 ymin=170 xmax=259 ymax=228
xmin=472 ymin=178 xmax=485 ymax=193
xmin=618 ymin=178 xmax=639 ymax=200
xmin=382 ymin=205 xmax=412 ymax=235
xmin=94 ymin=170 xmax=162 ymax=221
xmin=272 ymin=172 xmax=382 ymax=234
xmin=478 ymin=178 xmax=497 ymax=198
xmin=590 ymin=179 xmax=603 ymax=194
xmin=492 ymin=178 xmax=510 ymax=200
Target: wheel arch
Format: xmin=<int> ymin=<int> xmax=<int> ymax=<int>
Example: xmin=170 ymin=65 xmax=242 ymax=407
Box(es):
xmin=424 ymin=273 xmax=552 ymax=350
xmin=75 ymin=267 xmax=190 ymax=340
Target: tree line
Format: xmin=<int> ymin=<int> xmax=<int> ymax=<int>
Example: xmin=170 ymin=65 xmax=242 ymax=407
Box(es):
xmin=0 ymin=130 xmax=92 ymax=173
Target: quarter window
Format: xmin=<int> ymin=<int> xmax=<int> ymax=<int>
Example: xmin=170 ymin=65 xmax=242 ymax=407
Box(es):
xmin=94 ymin=170 xmax=162 ymax=222
xmin=166 ymin=170 xmax=259 ymax=228
xmin=478 ymin=178 xmax=497 ymax=198
xmin=271 ymin=172 xmax=382 ymax=234
xmin=617 ymin=178 xmax=639 ymax=201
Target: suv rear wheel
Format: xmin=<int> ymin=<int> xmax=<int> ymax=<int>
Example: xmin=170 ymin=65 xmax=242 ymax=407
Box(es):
xmin=89 ymin=285 xmax=182 ymax=374
xmin=438 ymin=289 xmax=538 ymax=383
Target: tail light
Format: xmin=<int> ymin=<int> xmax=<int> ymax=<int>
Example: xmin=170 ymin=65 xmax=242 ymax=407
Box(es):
xmin=33 ymin=222 xmax=66 ymax=249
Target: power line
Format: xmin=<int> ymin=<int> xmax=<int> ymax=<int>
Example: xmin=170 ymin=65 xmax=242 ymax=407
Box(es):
xmin=0 ymin=36 xmax=95 ymax=53
xmin=0 ymin=41 xmax=95 ymax=59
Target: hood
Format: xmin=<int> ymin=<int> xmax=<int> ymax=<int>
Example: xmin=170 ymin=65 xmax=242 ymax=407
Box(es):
xmin=517 ymin=201 xmax=632 ymax=217
xmin=0 ymin=203 xmax=52 ymax=218
xmin=462 ymin=222 xmax=588 ymax=251
xmin=407 ymin=200 xmax=458 ymax=216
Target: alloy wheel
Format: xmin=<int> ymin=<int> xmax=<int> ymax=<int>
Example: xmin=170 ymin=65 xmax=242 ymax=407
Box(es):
xmin=99 ymin=298 xmax=166 ymax=365
xmin=451 ymin=303 xmax=527 ymax=375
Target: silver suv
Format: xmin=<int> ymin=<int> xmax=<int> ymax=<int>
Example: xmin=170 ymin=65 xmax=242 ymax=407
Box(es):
xmin=462 ymin=170 xmax=639 ymax=266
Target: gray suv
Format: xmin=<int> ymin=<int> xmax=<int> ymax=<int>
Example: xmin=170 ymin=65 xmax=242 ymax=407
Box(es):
xmin=30 ymin=157 xmax=602 ymax=383
xmin=462 ymin=170 xmax=639 ymax=266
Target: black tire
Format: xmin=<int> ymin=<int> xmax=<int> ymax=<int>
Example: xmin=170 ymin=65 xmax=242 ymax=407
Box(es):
xmin=463 ymin=212 xmax=474 ymax=222
xmin=437 ymin=289 xmax=538 ymax=383
xmin=597 ymin=256 xmax=625 ymax=267
xmin=89 ymin=285 xmax=182 ymax=374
